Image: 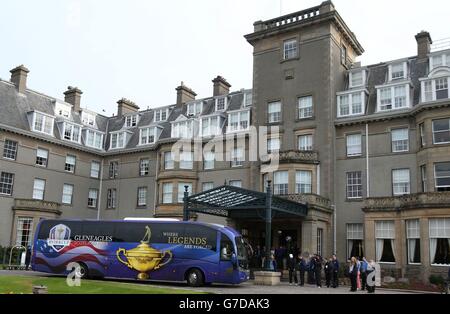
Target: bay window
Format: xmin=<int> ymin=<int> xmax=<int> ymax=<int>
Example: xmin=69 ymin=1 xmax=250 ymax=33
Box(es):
xmin=375 ymin=221 xmax=396 ymax=263
xmin=435 ymin=162 xmax=450 ymax=192
xmin=406 ymin=220 xmax=421 ymax=264
xmin=421 ymin=78 xmax=450 ymax=102
xmin=295 ymin=170 xmax=312 ymax=194
xmin=392 ymin=169 xmax=410 ymax=196
xmin=162 ymin=183 xmax=173 ymax=204
xmin=274 ymin=171 xmax=288 ymax=195
xmin=433 ymin=118 xmax=450 ymax=144
xmin=429 ymin=218 xmax=450 ymax=265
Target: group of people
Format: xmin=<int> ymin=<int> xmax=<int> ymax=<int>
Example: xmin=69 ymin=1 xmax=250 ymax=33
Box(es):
xmin=250 ymin=245 xmax=377 ymax=293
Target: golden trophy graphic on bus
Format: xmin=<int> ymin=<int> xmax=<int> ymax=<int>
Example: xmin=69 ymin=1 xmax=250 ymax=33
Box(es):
xmin=116 ymin=226 xmax=172 ymax=280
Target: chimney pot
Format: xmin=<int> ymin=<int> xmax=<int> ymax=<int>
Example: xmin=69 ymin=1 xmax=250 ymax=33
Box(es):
xmin=117 ymin=98 xmax=139 ymax=117
xmin=415 ymin=31 xmax=433 ymax=60
xmin=212 ymin=76 xmax=231 ymax=97
xmin=10 ymin=65 xmax=30 ymax=94
xmin=176 ymin=82 xmax=197 ymax=106
xmin=64 ymin=86 xmax=83 ymax=112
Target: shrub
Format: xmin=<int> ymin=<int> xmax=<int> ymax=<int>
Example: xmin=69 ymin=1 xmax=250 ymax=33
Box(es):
xmin=429 ymin=274 xmax=445 ymax=286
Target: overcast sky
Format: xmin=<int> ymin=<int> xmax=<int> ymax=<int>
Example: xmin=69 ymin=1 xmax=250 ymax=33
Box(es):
xmin=0 ymin=0 xmax=448 ymax=116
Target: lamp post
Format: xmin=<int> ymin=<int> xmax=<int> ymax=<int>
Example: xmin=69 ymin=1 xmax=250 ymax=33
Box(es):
xmin=183 ymin=185 xmax=190 ymax=221
xmin=264 ymin=180 xmax=273 ymax=271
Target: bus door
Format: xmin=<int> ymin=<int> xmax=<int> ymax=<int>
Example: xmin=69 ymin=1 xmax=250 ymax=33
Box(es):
xmin=218 ymin=233 xmax=237 ymax=283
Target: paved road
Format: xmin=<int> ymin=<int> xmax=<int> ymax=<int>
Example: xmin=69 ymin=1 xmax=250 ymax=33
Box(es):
xmin=0 ymin=270 xmax=425 ymax=294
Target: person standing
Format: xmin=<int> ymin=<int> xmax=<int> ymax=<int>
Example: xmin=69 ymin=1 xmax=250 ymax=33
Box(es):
xmin=331 ymin=255 xmax=340 ymax=288
xmin=349 ymin=257 xmax=358 ymax=292
xmin=360 ymin=257 xmax=368 ymax=291
xmin=307 ymin=254 xmax=315 ymax=284
xmin=288 ymin=254 xmax=298 ymax=285
xmin=324 ymin=257 xmax=333 ymax=288
xmin=314 ymin=254 xmax=323 ymax=288
xmin=297 ymin=254 xmax=306 ymax=287
xmin=356 ymin=258 xmax=361 ymax=290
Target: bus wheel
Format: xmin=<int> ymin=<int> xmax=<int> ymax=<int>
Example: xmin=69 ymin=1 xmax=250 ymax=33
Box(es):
xmin=74 ymin=262 xmax=89 ymax=280
xmin=186 ymin=269 xmax=204 ymax=287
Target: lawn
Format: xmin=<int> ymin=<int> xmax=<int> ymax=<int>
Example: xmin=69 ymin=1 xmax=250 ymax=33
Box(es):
xmin=0 ymin=275 xmax=205 ymax=294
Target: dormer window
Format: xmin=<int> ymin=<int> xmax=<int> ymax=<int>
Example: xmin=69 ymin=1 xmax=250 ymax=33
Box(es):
xmin=187 ymin=102 xmax=202 ymax=116
xmin=110 ymin=132 xmax=126 ymax=150
xmin=244 ymin=92 xmax=252 ymax=107
xmin=215 ymin=97 xmax=227 ymax=111
xmin=227 ymin=110 xmax=250 ymax=133
xmin=389 ymin=62 xmax=407 ymax=81
xmin=376 ymin=83 xmax=410 ymax=112
xmin=125 ymin=115 xmax=138 ymax=128
xmin=62 ymin=122 xmax=81 ymax=143
xmin=154 ymin=109 xmax=169 ymax=122
xmin=171 ymin=119 xmax=198 ymax=138
xmin=139 ymin=127 xmax=161 ymax=145
xmin=84 ymin=130 xmax=104 ymax=150
xmin=430 ymin=52 xmax=450 ymax=71
xmin=337 ymin=91 xmax=366 ymax=117
xmin=55 ymin=102 xmax=71 ymax=118
xmin=31 ymin=111 xmax=54 ymax=136
xmin=202 ymin=116 xmax=224 ymax=137
xmin=81 ymin=111 xmax=96 ymax=126
xmin=349 ymin=71 xmax=366 ymax=88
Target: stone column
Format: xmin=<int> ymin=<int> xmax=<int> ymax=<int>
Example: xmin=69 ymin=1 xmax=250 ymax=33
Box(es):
xmin=301 ymin=219 xmax=316 ymax=255
xmin=420 ymin=217 xmax=430 ymax=283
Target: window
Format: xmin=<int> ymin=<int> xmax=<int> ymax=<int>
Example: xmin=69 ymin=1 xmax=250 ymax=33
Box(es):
xmin=180 ymin=151 xmax=193 ymax=170
xmin=62 ymin=184 xmax=74 ymax=205
xmin=229 ymin=180 xmax=242 ymax=188
xmin=429 ymin=218 xmax=450 ymax=265
xmin=137 ymin=187 xmax=147 ymax=207
xmin=424 ymin=81 xmax=433 ymax=102
xmin=406 ymin=220 xmax=421 ymax=264
xmin=295 ymin=171 xmax=312 ymax=194
xmin=203 ymin=151 xmax=215 ymax=170
xmin=64 ymin=155 xmax=76 ymax=173
xmin=202 ymin=116 xmax=224 ymax=137
xmin=164 ymin=152 xmax=174 ymax=170
xmin=436 ymin=78 xmax=449 ymax=100
xmin=187 ymin=102 xmax=202 ymax=116
xmin=171 ymin=120 xmax=196 ymax=138
xmin=347 ymin=224 xmax=364 ymax=260
xmin=81 ymin=112 xmax=96 ymax=126
xmin=267 ymin=138 xmax=280 ymax=153
xmin=433 ymin=118 xmax=450 ymax=144
xmin=346 ymin=172 xmax=362 ymax=199
xmin=298 ymin=96 xmax=313 ymax=119
xmin=375 ymin=221 xmax=396 ymax=263
xmin=202 ymin=182 xmax=214 ymax=192
xmin=178 ymin=183 xmax=192 ymax=203
xmin=154 ymin=109 xmax=169 ymax=122
xmin=419 ymin=123 xmax=426 ymax=148
xmin=422 ymin=78 xmax=449 ymax=102
xmin=337 ymin=92 xmax=365 ymax=117
xmin=109 ymin=161 xmax=119 ymax=178
xmin=215 ymin=97 xmax=227 ymax=111
xmin=394 ymin=85 xmax=407 ymax=109
xmin=227 ymin=111 xmax=250 ymax=133
xmin=140 ymin=159 xmax=150 ymax=176
xmin=220 ymin=233 xmax=234 ymax=261
xmin=63 ymin=123 xmax=81 ymax=143
xmin=341 ymin=45 xmax=347 ymax=65
xmin=55 ymin=102 xmax=71 ymax=118
xmin=298 ymin=135 xmax=313 ymax=151
xmin=91 ymin=161 xmax=100 ymax=178
xmin=346 ymin=134 xmax=362 ymax=157
xmin=32 ymin=112 xmax=54 ymax=135
xmin=274 ymin=171 xmax=288 ymax=195
xmin=0 ymin=172 xmax=14 ymax=195
xmin=162 ymin=183 xmax=173 ymax=204
xmin=85 ymin=130 xmax=103 ymax=150
xmin=110 ymin=132 xmax=126 ymax=149
xmin=107 ymin=189 xmax=117 ymax=209
xmin=317 ymin=228 xmax=323 ymax=257
xmin=283 ymin=39 xmax=298 ymax=60
xmin=139 ymin=127 xmax=158 ymax=145
xmin=390 ymin=62 xmax=406 ymax=80
xmin=15 ymin=217 xmax=33 ymax=247
xmin=420 ymin=165 xmax=427 ymax=193
xmin=125 ymin=115 xmax=138 ymax=128
xmin=244 ymin=92 xmax=252 ymax=107
xmin=350 ymin=71 xmax=364 ymax=88
xmin=391 ymin=128 xmax=409 ymax=152
xmin=378 ymin=85 xmax=410 ymax=111
xmin=435 ymin=162 xmax=450 ymax=192
xmin=33 ymin=179 xmax=45 ymax=200
xmin=268 ymin=101 xmax=281 ymax=123
xmin=392 ymin=169 xmax=410 ymax=196
xmin=88 ymin=189 xmax=98 ymax=208
xmin=3 ymin=140 xmax=18 ymax=160
xmin=36 ymin=149 xmax=48 ymax=167
xmin=231 ymin=148 xmax=244 ymax=167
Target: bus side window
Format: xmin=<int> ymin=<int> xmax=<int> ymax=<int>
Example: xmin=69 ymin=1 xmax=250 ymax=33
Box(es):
xmin=220 ymin=233 xmax=233 ymax=261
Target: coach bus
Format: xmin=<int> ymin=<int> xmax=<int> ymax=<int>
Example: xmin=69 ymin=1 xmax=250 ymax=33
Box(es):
xmin=31 ymin=219 xmax=249 ymax=287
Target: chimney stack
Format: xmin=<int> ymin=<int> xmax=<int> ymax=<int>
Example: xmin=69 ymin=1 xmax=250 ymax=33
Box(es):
xmin=176 ymin=82 xmax=197 ymax=106
xmin=64 ymin=86 xmax=83 ymax=112
xmin=415 ymin=31 xmax=433 ymax=60
xmin=117 ymin=98 xmax=139 ymax=117
xmin=212 ymin=76 xmax=231 ymax=97
xmin=10 ymin=65 xmax=29 ymax=94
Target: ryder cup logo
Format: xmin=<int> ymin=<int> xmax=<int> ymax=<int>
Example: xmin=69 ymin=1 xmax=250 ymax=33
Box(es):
xmin=47 ymin=224 xmax=71 ymax=252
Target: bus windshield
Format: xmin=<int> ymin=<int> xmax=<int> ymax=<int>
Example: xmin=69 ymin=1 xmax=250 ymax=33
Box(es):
xmin=235 ymin=236 xmax=248 ymax=261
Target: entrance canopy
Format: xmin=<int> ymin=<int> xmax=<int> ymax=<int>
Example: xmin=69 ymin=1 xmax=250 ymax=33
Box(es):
xmin=185 ymin=185 xmax=308 ymax=220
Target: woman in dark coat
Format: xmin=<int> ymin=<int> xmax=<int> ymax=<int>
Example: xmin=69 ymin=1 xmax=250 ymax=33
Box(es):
xmin=349 ymin=257 xmax=358 ymax=292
